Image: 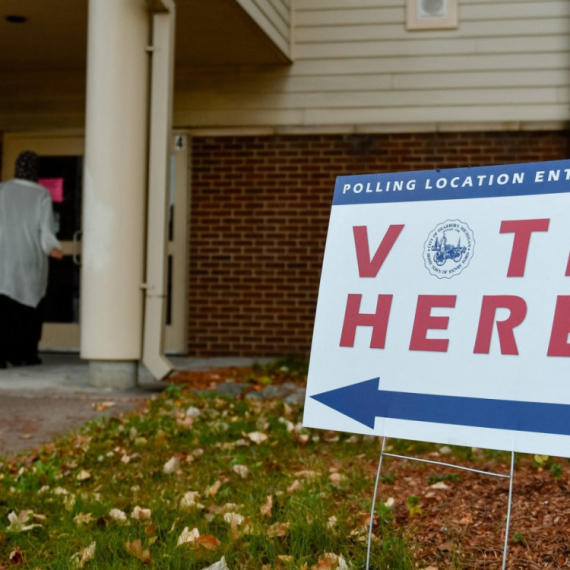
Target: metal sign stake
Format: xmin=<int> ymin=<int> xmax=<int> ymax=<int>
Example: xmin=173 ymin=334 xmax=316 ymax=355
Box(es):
xmin=365 ymin=440 xmax=516 ymax=570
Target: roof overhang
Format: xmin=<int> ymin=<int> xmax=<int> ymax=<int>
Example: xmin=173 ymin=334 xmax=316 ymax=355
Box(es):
xmin=0 ymin=0 xmax=290 ymax=72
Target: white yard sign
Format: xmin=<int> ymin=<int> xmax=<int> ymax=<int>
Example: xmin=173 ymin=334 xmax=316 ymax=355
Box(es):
xmin=304 ymin=161 xmax=570 ymax=456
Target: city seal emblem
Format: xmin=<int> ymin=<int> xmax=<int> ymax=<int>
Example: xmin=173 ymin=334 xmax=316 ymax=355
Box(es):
xmin=423 ymin=219 xmax=475 ymax=279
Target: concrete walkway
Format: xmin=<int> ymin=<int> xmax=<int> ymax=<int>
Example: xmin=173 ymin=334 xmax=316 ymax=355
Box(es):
xmin=0 ymin=353 xmax=267 ymax=457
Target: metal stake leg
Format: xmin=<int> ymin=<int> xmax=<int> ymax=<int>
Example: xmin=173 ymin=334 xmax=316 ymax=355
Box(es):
xmin=502 ymin=451 xmax=515 ymax=570
xmin=366 ymin=437 xmax=387 ymax=570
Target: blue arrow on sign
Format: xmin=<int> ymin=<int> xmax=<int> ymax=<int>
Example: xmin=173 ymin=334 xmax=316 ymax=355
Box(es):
xmin=311 ymin=378 xmax=570 ymax=436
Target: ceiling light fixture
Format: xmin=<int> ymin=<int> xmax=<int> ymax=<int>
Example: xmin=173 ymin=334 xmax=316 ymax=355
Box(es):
xmin=5 ymin=15 xmax=28 ymax=24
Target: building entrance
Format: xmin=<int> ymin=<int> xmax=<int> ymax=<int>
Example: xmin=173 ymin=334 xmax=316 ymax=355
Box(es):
xmin=2 ymin=132 xmax=187 ymax=353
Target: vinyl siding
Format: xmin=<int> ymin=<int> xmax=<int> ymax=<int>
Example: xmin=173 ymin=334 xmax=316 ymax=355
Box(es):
xmin=235 ymin=0 xmax=292 ymax=59
xmin=174 ymin=0 xmax=570 ymax=129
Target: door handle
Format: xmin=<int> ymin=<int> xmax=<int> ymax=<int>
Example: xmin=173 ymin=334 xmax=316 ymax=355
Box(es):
xmin=72 ymin=230 xmax=82 ymax=266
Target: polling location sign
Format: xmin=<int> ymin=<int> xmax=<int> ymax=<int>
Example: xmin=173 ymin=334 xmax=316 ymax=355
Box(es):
xmin=303 ymin=160 xmax=570 ymax=456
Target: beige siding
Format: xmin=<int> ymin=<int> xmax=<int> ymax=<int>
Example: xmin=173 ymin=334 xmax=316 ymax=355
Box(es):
xmin=235 ymin=0 xmax=292 ymax=58
xmin=175 ymin=0 xmax=570 ymax=129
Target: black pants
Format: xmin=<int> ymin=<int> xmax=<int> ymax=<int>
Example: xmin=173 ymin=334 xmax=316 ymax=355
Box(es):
xmin=0 ymin=294 xmax=43 ymax=365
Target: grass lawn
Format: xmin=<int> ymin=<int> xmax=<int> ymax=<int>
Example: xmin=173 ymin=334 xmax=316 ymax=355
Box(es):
xmin=1 ymin=363 xmax=569 ymax=569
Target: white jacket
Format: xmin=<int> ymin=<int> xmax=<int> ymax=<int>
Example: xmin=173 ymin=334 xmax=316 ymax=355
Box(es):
xmin=0 ymin=178 xmax=61 ymax=307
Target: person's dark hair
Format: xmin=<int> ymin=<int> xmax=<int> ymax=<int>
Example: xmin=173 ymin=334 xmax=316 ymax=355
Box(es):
xmin=14 ymin=151 xmax=39 ymax=182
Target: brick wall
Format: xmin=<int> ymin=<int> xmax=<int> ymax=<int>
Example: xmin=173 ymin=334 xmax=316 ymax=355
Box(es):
xmin=189 ymin=131 xmax=570 ymax=356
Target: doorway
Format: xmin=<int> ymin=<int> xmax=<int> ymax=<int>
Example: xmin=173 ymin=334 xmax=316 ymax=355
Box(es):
xmin=2 ymin=131 xmax=188 ymax=353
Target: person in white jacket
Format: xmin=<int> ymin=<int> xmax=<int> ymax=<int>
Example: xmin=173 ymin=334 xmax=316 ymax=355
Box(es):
xmin=0 ymin=151 xmax=63 ymax=368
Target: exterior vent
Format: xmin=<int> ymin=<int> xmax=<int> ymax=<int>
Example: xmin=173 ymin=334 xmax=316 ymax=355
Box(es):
xmin=407 ymin=0 xmax=458 ymax=30
xmin=418 ymin=0 xmax=447 ymax=19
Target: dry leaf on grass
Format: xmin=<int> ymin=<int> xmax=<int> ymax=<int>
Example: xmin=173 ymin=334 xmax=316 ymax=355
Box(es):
xmin=329 ymin=473 xmax=347 ymax=487
xmin=312 ymin=553 xmax=349 ymax=570
xmin=125 ymin=539 xmax=152 ymax=564
xmin=266 ymin=522 xmax=289 ymax=538
xmin=232 ymin=464 xmax=248 ymax=479
xmin=177 ymin=527 xmax=200 ymax=546
xmin=180 ymin=491 xmax=204 ymax=509
xmin=73 ymin=513 xmax=94 ymax=526
xmin=295 ymin=470 xmax=320 ymax=479
xmin=163 ymin=456 xmax=180 ymax=474
xmin=186 ymin=406 xmax=201 ymax=418
xmin=131 ymin=506 xmax=152 ymax=521
xmin=247 ymin=431 xmax=268 ymax=444
xmin=70 ymin=542 xmax=96 ymax=569
xmin=109 ymin=508 xmax=127 ymax=522
xmin=287 ymin=479 xmax=302 ymax=493
xmin=196 ymin=535 xmax=221 ymax=550
xmin=201 ymin=557 xmax=229 ymax=570
xmin=9 ymin=547 xmax=23 ymax=565
xmin=208 ymin=480 xmax=222 ymax=496
xmin=260 ymin=495 xmax=273 ymax=517
xmin=6 ymin=510 xmax=41 ymax=532
xmin=177 ymin=417 xmax=194 ymax=429
xmin=76 ymin=470 xmax=91 ymax=482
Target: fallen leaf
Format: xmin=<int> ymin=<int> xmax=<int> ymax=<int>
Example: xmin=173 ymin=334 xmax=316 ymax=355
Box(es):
xmin=329 ymin=473 xmax=347 ymax=487
xmin=223 ymin=512 xmax=244 ymax=525
xmin=437 ymin=540 xmax=456 ymax=552
xmin=260 ymin=495 xmax=273 ymax=517
xmin=247 ymin=431 xmax=268 ymax=444
xmin=131 ymin=506 xmax=152 ymax=521
xmin=201 ymin=557 xmax=229 ymax=570
xmin=64 ymin=495 xmax=76 ymax=512
xmin=312 ymin=553 xmax=349 ymax=570
xmin=125 ymin=539 xmax=151 ymax=564
xmin=70 ymin=542 xmax=96 ymax=569
xmin=177 ymin=527 xmax=200 ymax=546
xmin=180 ymin=491 xmax=205 ymax=509
xmin=287 ymin=479 xmax=302 ymax=493
xmin=232 ymin=464 xmax=248 ymax=479
xmin=430 ymin=481 xmax=450 ymax=490
xmin=6 ymin=511 xmax=41 ymax=532
xmin=109 ymin=509 xmax=127 ymax=522
xmin=145 ymin=523 xmax=156 ymax=535
xmin=9 ymin=547 xmax=23 ymax=565
xmin=186 ymin=406 xmax=201 ymax=418
xmin=177 ymin=417 xmax=194 ymax=429
xmin=196 ymin=535 xmax=221 ymax=550
xmin=73 ymin=513 xmax=94 ymax=526
xmin=208 ymin=480 xmax=222 ymax=496
xmin=267 ymin=522 xmax=289 ymax=538
xmin=163 ymin=456 xmax=180 ymax=474
xmin=92 ymin=401 xmax=115 ymax=411
xmin=295 ymin=470 xmax=320 ymax=479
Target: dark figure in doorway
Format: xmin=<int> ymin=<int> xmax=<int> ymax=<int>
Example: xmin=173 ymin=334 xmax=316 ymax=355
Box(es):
xmin=0 ymin=151 xmax=63 ymax=368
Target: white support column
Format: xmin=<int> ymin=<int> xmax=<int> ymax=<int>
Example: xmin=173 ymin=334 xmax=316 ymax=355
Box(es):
xmin=81 ymin=0 xmax=150 ymax=389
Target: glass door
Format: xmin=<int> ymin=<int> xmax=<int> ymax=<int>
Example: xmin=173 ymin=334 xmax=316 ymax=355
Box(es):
xmin=2 ymin=131 xmax=188 ymax=353
xmin=2 ymin=133 xmax=84 ymax=350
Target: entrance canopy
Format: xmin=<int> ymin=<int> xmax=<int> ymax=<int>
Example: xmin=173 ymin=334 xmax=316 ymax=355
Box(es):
xmin=0 ymin=0 xmax=290 ymax=73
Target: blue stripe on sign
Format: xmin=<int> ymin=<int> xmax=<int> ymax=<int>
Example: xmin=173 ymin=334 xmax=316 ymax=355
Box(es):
xmin=333 ymin=160 xmax=570 ymax=206
xmin=311 ymin=378 xmax=570 ymax=435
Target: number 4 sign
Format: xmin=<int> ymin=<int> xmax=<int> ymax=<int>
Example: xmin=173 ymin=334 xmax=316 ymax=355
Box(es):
xmin=303 ymin=160 xmax=570 ymax=456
